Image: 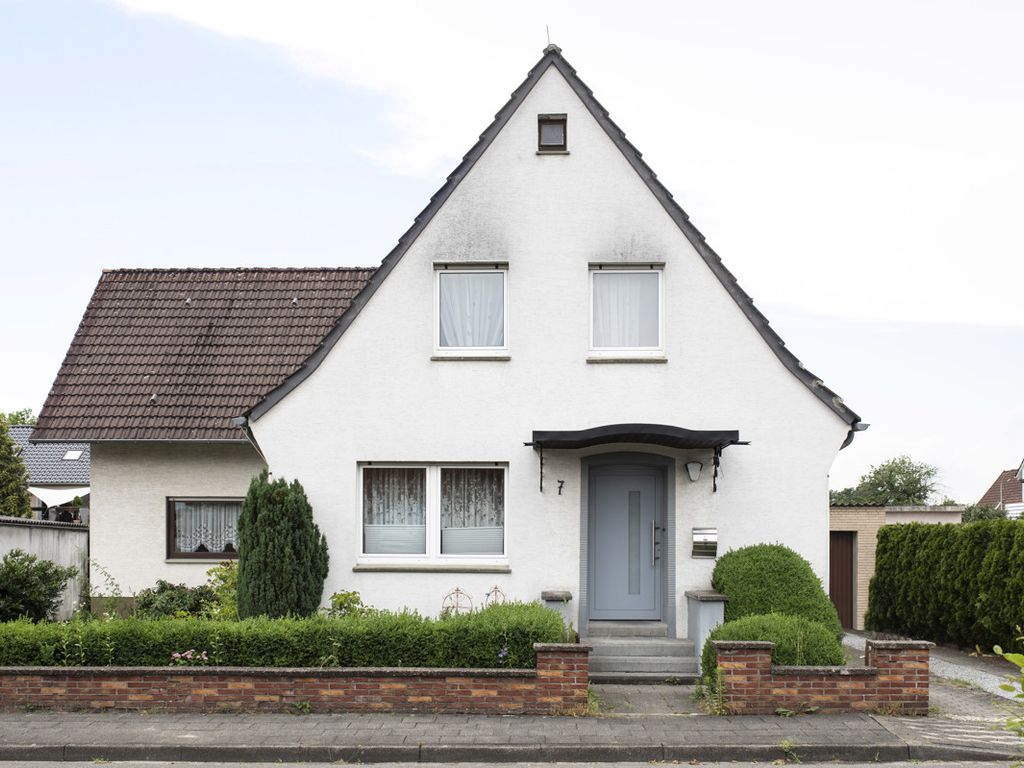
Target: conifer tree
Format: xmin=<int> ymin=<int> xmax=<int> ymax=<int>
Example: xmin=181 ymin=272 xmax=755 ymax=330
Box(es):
xmin=237 ymin=470 xmax=329 ymax=618
xmin=0 ymin=417 xmax=31 ymax=518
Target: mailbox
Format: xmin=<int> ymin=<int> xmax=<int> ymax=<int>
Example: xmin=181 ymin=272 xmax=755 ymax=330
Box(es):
xmin=691 ymin=527 xmax=718 ymax=558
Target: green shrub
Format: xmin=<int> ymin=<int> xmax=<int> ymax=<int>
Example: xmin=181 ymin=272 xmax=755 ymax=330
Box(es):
xmin=0 ymin=549 xmax=78 ymax=621
xmin=325 ymin=590 xmax=370 ymax=618
xmin=204 ymin=561 xmax=238 ymax=620
xmin=867 ymin=519 xmax=1024 ymax=651
xmin=0 ymin=417 xmax=31 ymax=518
xmin=712 ymin=543 xmax=842 ymax=639
xmin=237 ymin=471 xmax=329 ymax=619
xmin=700 ymin=613 xmax=845 ymax=689
xmin=0 ymin=601 xmax=565 ymax=668
xmin=133 ymin=580 xmax=217 ymax=619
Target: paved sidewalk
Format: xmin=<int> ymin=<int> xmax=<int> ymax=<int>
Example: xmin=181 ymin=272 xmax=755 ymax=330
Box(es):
xmin=0 ymin=709 xmax=1019 ymax=763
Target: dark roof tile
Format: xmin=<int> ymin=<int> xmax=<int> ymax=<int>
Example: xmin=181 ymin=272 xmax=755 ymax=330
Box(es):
xmin=9 ymin=425 xmax=90 ymax=484
xmin=34 ymin=267 xmax=375 ymax=441
xmin=978 ymin=469 xmax=1023 ymax=507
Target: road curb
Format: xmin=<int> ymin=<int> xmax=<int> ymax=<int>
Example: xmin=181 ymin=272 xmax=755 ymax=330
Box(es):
xmin=0 ymin=740 xmax=1019 ymax=763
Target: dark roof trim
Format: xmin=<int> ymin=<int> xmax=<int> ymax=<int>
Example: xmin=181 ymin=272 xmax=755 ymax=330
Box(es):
xmin=246 ymin=55 xmax=561 ymax=422
xmin=247 ymin=48 xmax=862 ymax=434
xmin=542 ymin=55 xmax=860 ymax=429
xmin=527 ymin=423 xmax=745 ymax=452
xmin=29 ymin=438 xmax=248 ymax=444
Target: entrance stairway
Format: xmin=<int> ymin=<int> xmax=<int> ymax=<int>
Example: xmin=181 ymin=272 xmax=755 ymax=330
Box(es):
xmin=587 ymin=621 xmax=699 ymax=684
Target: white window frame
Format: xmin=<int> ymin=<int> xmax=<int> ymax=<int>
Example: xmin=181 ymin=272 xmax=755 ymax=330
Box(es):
xmin=357 ymin=463 xmax=509 ymax=565
xmin=588 ymin=264 xmax=665 ymax=358
xmin=433 ymin=264 xmax=509 ymax=358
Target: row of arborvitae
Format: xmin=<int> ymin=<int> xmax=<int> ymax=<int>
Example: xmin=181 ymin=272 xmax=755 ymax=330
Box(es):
xmin=867 ymin=519 xmax=1024 ymax=653
xmin=0 ymin=602 xmax=564 ymax=669
xmin=700 ymin=544 xmax=846 ymax=691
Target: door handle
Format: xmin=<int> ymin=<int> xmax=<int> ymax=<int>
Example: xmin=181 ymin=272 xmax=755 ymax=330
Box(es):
xmin=651 ymin=520 xmax=658 ymax=567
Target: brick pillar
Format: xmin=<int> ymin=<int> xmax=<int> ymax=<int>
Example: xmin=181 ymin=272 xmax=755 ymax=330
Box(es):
xmin=712 ymin=640 xmax=774 ymax=714
xmin=865 ymin=640 xmax=932 ymax=715
xmin=533 ymin=643 xmax=592 ymax=714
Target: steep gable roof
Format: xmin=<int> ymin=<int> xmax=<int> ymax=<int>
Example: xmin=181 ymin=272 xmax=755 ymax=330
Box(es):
xmin=978 ymin=469 xmax=1023 ymax=508
xmin=248 ymin=46 xmax=862 ymax=434
xmin=34 ymin=267 xmax=375 ymax=441
xmin=10 ymin=425 xmax=90 ymax=484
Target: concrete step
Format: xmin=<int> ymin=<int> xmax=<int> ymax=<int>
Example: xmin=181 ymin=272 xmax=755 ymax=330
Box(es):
xmin=589 ymin=637 xmax=695 ymax=657
xmin=589 ymin=671 xmax=700 ymax=685
xmin=589 ymin=655 xmax=698 ymax=674
xmin=587 ymin=621 xmax=668 ymax=638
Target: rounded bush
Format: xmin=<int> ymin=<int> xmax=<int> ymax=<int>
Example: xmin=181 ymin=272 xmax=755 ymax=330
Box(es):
xmin=700 ymin=612 xmax=845 ymax=685
xmin=712 ymin=543 xmax=842 ymax=639
xmin=133 ymin=580 xmax=217 ymax=619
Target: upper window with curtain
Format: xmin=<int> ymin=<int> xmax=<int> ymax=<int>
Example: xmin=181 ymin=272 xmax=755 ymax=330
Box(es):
xmin=435 ymin=266 xmax=507 ymax=355
xmin=590 ymin=267 xmax=663 ymax=355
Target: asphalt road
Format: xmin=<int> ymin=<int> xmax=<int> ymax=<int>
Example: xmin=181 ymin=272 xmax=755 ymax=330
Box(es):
xmin=0 ymin=762 xmax=1015 ymax=767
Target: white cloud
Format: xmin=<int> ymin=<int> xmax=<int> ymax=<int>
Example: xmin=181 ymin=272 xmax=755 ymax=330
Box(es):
xmin=111 ymin=0 xmax=1024 ymax=328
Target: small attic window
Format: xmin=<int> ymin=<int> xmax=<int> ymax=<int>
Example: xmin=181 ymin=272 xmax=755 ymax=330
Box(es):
xmin=538 ymin=114 xmax=567 ymax=152
xmin=63 ymin=450 xmax=83 ymax=461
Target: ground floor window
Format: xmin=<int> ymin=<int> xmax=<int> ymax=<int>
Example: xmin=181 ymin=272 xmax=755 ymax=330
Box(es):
xmin=166 ymin=498 xmax=242 ymax=559
xmin=361 ymin=465 xmax=506 ymax=558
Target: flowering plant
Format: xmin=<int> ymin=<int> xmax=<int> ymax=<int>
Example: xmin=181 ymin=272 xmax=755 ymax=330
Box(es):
xmin=170 ymin=649 xmax=209 ymax=666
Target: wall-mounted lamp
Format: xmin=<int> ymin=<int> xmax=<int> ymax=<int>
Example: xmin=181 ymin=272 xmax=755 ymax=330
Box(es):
xmin=685 ymin=461 xmax=704 ymax=483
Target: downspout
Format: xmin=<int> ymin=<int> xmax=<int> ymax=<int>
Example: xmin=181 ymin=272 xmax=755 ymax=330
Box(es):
xmin=230 ymin=416 xmax=268 ymax=466
xmin=840 ymin=421 xmax=870 ymax=450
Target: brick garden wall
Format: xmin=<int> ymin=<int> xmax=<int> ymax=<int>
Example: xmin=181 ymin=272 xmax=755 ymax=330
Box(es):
xmin=0 ymin=644 xmax=589 ymax=715
xmin=713 ymin=639 xmax=931 ymax=715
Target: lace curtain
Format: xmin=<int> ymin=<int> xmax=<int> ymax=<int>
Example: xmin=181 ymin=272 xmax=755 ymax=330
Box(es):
xmin=363 ymin=468 xmax=426 ymax=554
xmin=438 ymin=272 xmax=504 ymax=347
xmin=174 ymin=500 xmax=240 ymax=554
xmin=592 ymin=271 xmax=660 ymax=347
xmin=363 ymin=468 xmax=425 ymax=525
xmin=441 ymin=468 xmax=504 ymax=528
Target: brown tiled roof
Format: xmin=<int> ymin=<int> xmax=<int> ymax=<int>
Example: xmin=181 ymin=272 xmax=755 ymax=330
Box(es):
xmin=34 ymin=268 xmax=375 ymax=441
xmin=978 ymin=469 xmax=1023 ymax=507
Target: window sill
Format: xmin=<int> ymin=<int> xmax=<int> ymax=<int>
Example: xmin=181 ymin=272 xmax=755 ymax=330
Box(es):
xmin=536 ymin=150 xmax=570 ymax=155
xmin=166 ymin=556 xmax=237 ymax=563
xmin=587 ymin=356 xmax=667 ymax=364
xmin=352 ymin=563 xmax=511 ymax=574
xmin=431 ymin=354 xmax=511 ymax=362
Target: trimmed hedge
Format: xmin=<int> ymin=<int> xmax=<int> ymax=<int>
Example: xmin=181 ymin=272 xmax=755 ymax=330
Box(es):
xmin=712 ymin=543 xmax=842 ymax=639
xmin=867 ymin=519 xmax=1024 ymax=652
xmin=701 ymin=612 xmax=845 ymax=686
xmin=0 ymin=602 xmax=564 ymax=669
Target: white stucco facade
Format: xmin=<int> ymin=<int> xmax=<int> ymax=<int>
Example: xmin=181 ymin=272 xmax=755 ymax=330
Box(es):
xmin=90 ymin=442 xmax=264 ymax=594
xmin=245 ymin=63 xmax=852 ymax=635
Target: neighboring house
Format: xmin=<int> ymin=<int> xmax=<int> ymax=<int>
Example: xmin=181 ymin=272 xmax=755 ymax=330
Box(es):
xmin=34 ymin=47 xmax=864 ymax=660
xmin=10 ymin=425 xmax=90 ymax=517
xmin=828 ymin=504 xmax=964 ymax=630
xmin=977 ymin=461 xmax=1024 ymax=519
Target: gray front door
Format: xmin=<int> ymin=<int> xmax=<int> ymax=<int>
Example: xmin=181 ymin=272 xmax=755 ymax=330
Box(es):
xmin=588 ymin=465 xmax=663 ymax=620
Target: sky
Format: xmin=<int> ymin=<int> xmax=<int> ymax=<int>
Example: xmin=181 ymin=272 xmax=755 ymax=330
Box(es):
xmin=1 ymin=0 xmax=1022 ymax=502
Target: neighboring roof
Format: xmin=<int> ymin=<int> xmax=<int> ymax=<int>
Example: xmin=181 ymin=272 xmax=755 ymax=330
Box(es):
xmin=9 ymin=425 xmax=90 ymax=484
xmin=978 ymin=469 xmax=1024 ymax=508
xmin=249 ymin=45 xmax=862 ymax=436
xmin=529 ymin=423 xmax=744 ymax=451
xmin=34 ymin=268 xmax=375 ymax=441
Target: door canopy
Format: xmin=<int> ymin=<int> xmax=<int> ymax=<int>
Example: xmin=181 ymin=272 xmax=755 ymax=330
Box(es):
xmin=525 ymin=423 xmax=747 ymax=492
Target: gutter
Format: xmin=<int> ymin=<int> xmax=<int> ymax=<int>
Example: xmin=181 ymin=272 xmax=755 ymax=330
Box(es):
xmin=840 ymin=421 xmax=870 ymax=450
xmin=230 ymin=416 xmax=268 ymax=465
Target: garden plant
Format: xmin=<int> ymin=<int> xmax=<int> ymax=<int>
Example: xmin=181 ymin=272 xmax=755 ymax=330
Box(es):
xmin=237 ymin=470 xmax=329 ymax=619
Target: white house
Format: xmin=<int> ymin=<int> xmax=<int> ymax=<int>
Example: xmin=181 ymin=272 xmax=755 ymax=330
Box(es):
xmin=35 ymin=46 xmax=863 ymax=676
